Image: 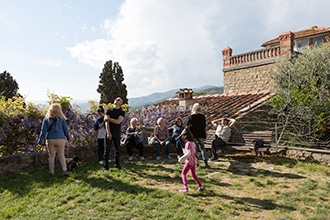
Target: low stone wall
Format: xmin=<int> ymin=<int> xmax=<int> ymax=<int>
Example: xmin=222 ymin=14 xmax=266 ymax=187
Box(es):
xmin=2 ymin=145 xmax=329 ymax=175
xmin=285 ymin=149 xmax=330 ymax=166
xmin=0 ymin=146 xmax=99 ymax=175
xmin=0 ymin=144 xmax=178 ymax=175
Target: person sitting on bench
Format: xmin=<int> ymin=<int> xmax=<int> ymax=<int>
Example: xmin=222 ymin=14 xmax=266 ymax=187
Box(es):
xmin=210 ymin=117 xmax=236 ymax=161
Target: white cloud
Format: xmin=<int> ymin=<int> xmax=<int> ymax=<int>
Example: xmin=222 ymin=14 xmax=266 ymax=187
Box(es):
xmin=66 ymin=0 xmax=330 ymax=98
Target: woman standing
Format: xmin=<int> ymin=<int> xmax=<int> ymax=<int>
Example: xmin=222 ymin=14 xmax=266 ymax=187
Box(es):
xmin=186 ymin=103 xmax=209 ymax=167
xmin=38 ymin=103 xmax=70 ymax=177
xmin=94 ymin=105 xmax=106 ymax=164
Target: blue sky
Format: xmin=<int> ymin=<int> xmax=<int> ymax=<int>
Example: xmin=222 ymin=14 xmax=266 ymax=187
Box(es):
xmin=1 ymin=0 xmax=329 ymax=102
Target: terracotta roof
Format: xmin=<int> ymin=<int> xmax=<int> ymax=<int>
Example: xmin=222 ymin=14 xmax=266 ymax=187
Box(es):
xmin=261 ymin=26 xmax=330 ymax=47
xmin=138 ymin=90 xmax=272 ymax=128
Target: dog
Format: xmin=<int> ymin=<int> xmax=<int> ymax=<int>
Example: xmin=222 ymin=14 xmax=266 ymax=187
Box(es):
xmin=68 ymin=155 xmax=80 ymax=171
xmin=252 ymin=139 xmax=265 ymax=157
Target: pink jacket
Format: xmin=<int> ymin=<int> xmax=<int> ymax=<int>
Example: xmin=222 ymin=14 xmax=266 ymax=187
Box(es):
xmin=178 ymin=141 xmax=197 ymax=166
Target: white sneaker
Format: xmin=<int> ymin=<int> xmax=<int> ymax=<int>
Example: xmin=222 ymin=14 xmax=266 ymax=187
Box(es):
xmin=140 ymin=156 xmax=145 ymax=161
xmin=128 ymin=156 xmax=133 ymax=161
xmin=156 ymin=156 xmax=161 ymax=161
xmin=98 ymin=161 xmax=104 ymax=165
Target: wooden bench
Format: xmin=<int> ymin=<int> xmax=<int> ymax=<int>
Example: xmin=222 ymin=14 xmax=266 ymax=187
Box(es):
xmin=205 ymin=129 xmax=273 ymax=157
xmin=120 ymin=127 xmax=177 ymax=157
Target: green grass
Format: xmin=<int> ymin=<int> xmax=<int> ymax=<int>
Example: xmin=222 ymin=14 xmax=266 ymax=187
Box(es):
xmin=1 ymin=156 xmax=330 ymax=220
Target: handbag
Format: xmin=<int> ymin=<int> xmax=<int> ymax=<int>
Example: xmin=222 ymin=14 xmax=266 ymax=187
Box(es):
xmin=148 ymin=136 xmax=155 ymax=145
xmin=120 ymin=134 xmax=128 ymax=147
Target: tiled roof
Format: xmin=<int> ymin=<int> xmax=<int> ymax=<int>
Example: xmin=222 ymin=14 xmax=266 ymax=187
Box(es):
xmin=158 ymin=90 xmax=271 ymax=127
xmin=261 ymin=26 xmax=330 ymax=47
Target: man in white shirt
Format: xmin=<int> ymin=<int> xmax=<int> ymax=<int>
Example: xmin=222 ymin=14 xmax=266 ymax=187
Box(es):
xmin=210 ymin=118 xmax=236 ymax=161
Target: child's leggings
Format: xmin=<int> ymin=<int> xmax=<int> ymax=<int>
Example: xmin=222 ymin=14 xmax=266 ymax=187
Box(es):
xmin=181 ymin=163 xmax=202 ymax=187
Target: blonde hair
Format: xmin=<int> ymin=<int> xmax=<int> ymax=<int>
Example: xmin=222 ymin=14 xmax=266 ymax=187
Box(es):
xmin=157 ymin=117 xmax=164 ymax=125
xmin=46 ymin=103 xmax=67 ymax=120
xmin=191 ymin=103 xmax=202 ymax=114
xmin=130 ymin=117 xmax=138 ymax=127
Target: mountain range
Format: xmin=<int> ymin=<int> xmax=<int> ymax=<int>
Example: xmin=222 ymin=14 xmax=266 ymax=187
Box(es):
xmin=73 ymin=85 xmax=223 ymax=112
xmin=128 ymin=85 xmax=223 ymax=110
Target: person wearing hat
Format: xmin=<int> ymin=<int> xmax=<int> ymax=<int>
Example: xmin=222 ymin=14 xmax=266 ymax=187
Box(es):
xmin=210 ymin=117 xmax=236 ymax=161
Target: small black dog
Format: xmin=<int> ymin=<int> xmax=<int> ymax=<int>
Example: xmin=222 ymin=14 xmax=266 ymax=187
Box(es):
xmin=252 ymin=139 xmax=264 ymax=157
xmin=68 ymin=156 xmax=80 ymax=171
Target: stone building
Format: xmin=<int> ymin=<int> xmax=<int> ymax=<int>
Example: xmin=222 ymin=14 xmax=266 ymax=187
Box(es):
xmin=222 ymin=26 xmax=330 ymax=93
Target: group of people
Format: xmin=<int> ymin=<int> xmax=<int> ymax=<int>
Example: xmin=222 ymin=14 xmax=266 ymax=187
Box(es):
xmin=37 ymin=99 xmax=235 ymax=193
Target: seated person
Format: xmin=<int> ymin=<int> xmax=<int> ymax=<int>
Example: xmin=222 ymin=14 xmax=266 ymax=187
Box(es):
xmin=168 ymin=117 xmax=185 ymax=158
xmin=126 ymin=117 xmax=145 ymax=161
xmin=153 ymin=117 xmax=171 ymax=160
xmin=210 ymin=117 xmax=236 ymax=161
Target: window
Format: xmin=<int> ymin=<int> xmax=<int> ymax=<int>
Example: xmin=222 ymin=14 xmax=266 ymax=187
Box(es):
xmin=312 ymin=36 xmax=323 ymax=47
xmin=294 ymin=38 xmax=309 ymax=53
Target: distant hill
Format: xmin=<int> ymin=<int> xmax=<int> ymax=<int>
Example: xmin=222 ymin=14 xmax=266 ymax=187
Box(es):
xmin=71 ymin=85 xmax=223 ymax=112
xmin=128 ymin=85 xmax=223 ymax=110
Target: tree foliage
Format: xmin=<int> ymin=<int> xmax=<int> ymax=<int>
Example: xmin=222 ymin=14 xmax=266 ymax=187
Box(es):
xmin=269 ymin=45 xmax=330 ymax=144
xmin=97 ymin=60 xmax=128 ymax=104
xmin=0 ymin=71 xmax=21 ymax=100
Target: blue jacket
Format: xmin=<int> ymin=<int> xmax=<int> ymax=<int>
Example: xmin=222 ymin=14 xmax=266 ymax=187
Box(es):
xmin=37 ymin=116 xmax=70 ymax=144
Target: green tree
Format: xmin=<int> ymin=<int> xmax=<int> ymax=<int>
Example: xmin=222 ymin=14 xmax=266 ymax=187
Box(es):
xmin=270 ymin=45 xmax=330 ymax=144
xmin=97 ymin=60 xmax=128 ymax=104
xmin=0 ymin=71 xmax=21 ymax=100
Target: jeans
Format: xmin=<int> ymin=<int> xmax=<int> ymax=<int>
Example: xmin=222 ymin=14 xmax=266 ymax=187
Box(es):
xmin=154 ymin=140 xmax=170 ymax=157
xmin=172 ymin=137 xmax=184 ymax=155
xmin=194 ymin=138 xmax=208 ymax=163
xmin=211 ymin=136 xmax=226 ymax=159
xmin=104 ymin=132 xmax=121 ymax=169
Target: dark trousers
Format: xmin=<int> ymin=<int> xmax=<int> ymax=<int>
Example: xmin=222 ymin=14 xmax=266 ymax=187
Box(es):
xmin=104 ymin=132 xmax=121 ymax=169
xmin=97 ymin=138 xmax=105 ymax=161
xmin=126 ymin=140 xmax=144 ymax=157
xmin=211 ymin=136 xmax=226 ymax=159
xmin=172 ymin=137 xmax=184 ymax=155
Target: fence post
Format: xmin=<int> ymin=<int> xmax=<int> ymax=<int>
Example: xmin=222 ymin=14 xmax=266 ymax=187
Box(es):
xmin=275 ymin=122 xmax=278 ymax=156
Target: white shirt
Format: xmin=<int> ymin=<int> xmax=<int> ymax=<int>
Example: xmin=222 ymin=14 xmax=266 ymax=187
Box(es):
xmin=215 ymin=125 xmax=231 ymax=143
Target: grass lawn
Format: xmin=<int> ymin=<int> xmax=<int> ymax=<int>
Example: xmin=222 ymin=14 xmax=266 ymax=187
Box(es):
xmin=0 ymin=155 xmax=329 ymax=220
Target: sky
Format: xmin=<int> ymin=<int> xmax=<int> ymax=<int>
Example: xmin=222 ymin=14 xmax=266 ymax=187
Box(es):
xmin=1 ymin=0 xmax=329 ymax=102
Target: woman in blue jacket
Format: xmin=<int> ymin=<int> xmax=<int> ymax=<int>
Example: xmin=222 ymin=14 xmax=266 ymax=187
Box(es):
xmin=38 ymin=103 xmax=70 ymax=177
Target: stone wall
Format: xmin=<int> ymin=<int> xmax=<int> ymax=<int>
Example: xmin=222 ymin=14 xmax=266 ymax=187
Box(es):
xmin=0 ymin=146 xmax=98 ymax=175
xmin=224 ymin=63 xmax=277 ymax=93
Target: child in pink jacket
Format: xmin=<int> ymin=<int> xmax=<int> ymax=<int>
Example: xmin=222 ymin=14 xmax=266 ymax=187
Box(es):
xmin=178 ymin=128 xmax=204 ymax=192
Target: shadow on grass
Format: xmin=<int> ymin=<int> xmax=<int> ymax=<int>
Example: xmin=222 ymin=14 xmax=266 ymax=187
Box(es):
xmin=220 ymin=194 xmax=296 ymax=211
xmin=225 ymin=156 xmax=306 ymax=179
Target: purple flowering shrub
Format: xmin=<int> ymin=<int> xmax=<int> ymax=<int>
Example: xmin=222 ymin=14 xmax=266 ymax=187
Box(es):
xmin=123 ymin=103 xmax=191 ymax=132
xmin=0 ymin=96 xmax=42 ymax=155
xmin=0 ymin=94 xmax=194 ymax=157
xmin=0 ymin=95 xmax=97 ymax=156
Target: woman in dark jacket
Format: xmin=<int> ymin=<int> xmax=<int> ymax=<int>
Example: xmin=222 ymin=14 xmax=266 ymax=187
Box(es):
xmin=94 ymin=105 xmax=106 ymax=164
xmin=186 ymin=103 xmax=208 ymax=167
xmin=125 ymin=117 xmax=145 ymax=161
xmin=169 ymin=117 xmax=185 ymax=157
